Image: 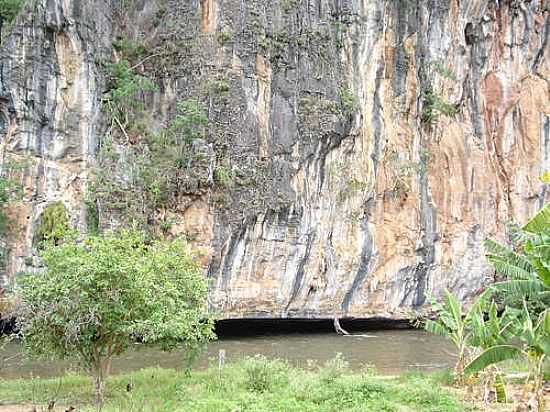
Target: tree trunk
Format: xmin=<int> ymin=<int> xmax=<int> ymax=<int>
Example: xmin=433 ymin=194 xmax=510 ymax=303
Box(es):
xmin=333 ymin=318 xmax=349 ymax=335
xmin=91 ymin=346 xmax=114 ymax=409
xmin=93 ymin=362 xmax=106 ymax=409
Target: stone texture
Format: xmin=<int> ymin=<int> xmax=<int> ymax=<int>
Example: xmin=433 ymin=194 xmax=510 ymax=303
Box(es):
xmin=0 ymin=0 xmax=548 ymax=319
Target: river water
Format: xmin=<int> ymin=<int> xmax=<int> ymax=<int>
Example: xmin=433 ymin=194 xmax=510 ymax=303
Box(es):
xmin=0 ymin=330 xmax=456 ymax=379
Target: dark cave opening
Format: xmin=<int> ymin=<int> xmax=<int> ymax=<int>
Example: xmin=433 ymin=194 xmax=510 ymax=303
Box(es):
xmin=0 ymin=317 xmax=414 ymax=338
xmin=214 ymin=317 xmax=413 ymax=338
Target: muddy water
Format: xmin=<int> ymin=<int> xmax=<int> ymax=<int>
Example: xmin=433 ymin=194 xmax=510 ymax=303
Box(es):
xmin=0 ymin=330 xmax=456 ymax=379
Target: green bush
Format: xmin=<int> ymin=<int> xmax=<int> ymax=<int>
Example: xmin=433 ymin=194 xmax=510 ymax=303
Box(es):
xmin=35 ymin=201 xmax=69 ymax=246
xmin=242 ymin=355 xmax=289 ymax=392
xmin=339 ymin=86 xmax=357 ymax=114
xmin=421 ymin=87 xmax=459 ymax=124
xmin=0 ymin=0 xmax=23 ymax=24
xmin=319 ymin=352 xmax=349 ymax=384
xmin=104 ymin=59 xmax=156 ymax=123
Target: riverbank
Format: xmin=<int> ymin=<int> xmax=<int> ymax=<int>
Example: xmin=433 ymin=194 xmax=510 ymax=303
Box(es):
xmin=0 ymin=358 xmax=467 ymax=412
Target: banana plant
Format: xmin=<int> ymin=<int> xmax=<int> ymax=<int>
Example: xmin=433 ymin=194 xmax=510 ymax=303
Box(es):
xmin=465 ymin=304 xmax=549 ymax=412
xmin=423 ymin=290 xmax=477 ymax=384
xmin=484 ymin=203 xmax=550 ymax=309
xmin=467 ymin=300 xmax=520 ymax=403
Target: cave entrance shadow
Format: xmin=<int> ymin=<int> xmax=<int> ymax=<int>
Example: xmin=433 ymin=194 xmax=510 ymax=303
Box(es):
xmin=214 ymin=318 xmax=413 ymax=338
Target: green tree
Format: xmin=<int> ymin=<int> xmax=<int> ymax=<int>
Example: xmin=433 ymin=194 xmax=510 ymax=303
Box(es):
xmin=16 ymin=230 xmax=215 ymax=405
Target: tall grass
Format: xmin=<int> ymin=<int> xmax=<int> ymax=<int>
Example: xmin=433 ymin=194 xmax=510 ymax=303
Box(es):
xmin=0 ymin=357 xmax=468 ymax=412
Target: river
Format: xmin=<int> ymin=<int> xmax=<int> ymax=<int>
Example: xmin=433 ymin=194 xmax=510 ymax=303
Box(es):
xmin=0 ymin=330 xmax=456 ymax=379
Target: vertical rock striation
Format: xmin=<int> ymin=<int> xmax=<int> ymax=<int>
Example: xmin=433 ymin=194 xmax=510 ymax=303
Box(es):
xmin=0 ymin=0 xmax=548 ymax=319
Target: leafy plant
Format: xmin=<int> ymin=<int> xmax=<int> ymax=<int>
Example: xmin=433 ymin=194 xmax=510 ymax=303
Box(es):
xmin=484 ymin=202 xmax=550 ymax=317
xmin=0 ymin=0 xmax=23 ymax=24
xmin=319 ymin=352 xmax=349 ymax=384
xmin=104 ymin=60 xmax=156 ymax=128
xmin=85 ymin=199 xmax=100 ymax=235
xmin=35 ymin=201 xmax=69 ymax=246
xmin=429 ymin=60 xmax=457 ymax=81
xmin=242 ymin=355 xmax=289 ymax=392
xmin=467 ymin=301 xmax=519 ymax=403
xmin=465 ymin=305 xmax=549 ymax=412
xmin=16 ymin=230 xmax=216 ymax=406
xmin=461 ymin=200 xmax=550 ymax=411
xmin=167 ymin=99 xmax=208 ymax=144
xmin=214 ymin=166 xmax=232 ymax=187
xmin=422 ymin=291 xmax=473 ymax=384
xmin=339 ymin=86 xmax=357 ymax=114
xmin=216 ymin=30 xmax=233 ymax=46
xmin=421 ymin=87 xmax=459 ymax=124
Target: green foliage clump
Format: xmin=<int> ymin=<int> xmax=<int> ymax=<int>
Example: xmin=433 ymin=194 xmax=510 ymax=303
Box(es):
xmin=242 ymin=355 xmax=290 ymax=392
xmin=216 ymin=29 xmax=233 ymax=46
xmin=213 ymin=165 xmax=232 ymax=187
xmin=208 ymin=78 xmax=230 ymax=98
xmin=339 ymin=86 xmax=357 ymax=114
xmin=85 ymin=200 xmax=99 ymax=235
xmin=16 ymin=230 xmax=216 ymax=405
xmin=104 ymin=59 xmax=156 ymax=126
xmin=113 ymin=36 xmax=148 ymax=62
xmin=35 ymin=201 xmax=69 ymax=246
xmin=421 ymin=87 xmax=459 ymax=124
xmin=0 ymin=0 xmax=23 ymax=24
xmin=319 ymin=352 xmax=349 ymax=384
xmin=429 ymin=60 xmax=457 ymax=81
xmin=137 ymin=99 xmax=209 ymax=209
xmin=167 ymin=99 xmax=208 ymax=144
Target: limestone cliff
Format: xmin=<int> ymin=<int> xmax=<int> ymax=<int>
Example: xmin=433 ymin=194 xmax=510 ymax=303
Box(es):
xmin=0 ymin=0 xmax=548 ymax=319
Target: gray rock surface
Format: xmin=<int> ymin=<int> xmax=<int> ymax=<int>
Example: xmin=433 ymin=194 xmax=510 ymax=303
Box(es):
xmin=0 ymin=0 xmax=548 ymax=319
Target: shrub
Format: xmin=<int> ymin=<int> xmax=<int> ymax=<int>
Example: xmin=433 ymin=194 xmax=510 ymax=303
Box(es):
xmin=0 ymin=0 xmax=23 ymax=24
xmin=16 ymin=230 xmax=216 ymax=406
xmin=339 ymin=86 xmax=357 ymax=114
xmin=421 ymin=87 xmax=459 ymax=124
xmin=242 ymin=355 xmax=289 ymax=392
xmin=35 ymin=201 xmax=69 ymax=246
xmin=319 ymin=352 xmax=349 ymax=384
xmin=104 ymin=59 xmax=156 ymax=124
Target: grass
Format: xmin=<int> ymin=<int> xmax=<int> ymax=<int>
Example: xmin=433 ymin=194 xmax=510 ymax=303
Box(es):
xmin=0 ymin=356 xmax=470 ymax=412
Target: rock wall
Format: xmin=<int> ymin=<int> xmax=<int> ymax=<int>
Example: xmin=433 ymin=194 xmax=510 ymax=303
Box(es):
xmin=0 ymin=0 xmax=548 ymax=319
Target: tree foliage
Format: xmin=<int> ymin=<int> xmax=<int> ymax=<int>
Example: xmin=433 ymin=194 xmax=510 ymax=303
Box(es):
xmin=0 ymin=0 xmax=23 ymax=24
xmin=16 ymin=230 xmax=215 ymax=404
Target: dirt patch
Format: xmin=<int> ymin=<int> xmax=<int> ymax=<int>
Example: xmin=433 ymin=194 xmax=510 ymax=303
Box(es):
xmin=458 ymin=382 xmax=550 ymax=412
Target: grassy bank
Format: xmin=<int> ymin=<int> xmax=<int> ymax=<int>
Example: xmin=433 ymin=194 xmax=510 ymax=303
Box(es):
xmin=0 ymin=357 xmax=468 ymax=412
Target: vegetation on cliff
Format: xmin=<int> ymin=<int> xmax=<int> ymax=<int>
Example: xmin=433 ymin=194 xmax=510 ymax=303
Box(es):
xmin=0 ymin=0 xmax=23 ymax=24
